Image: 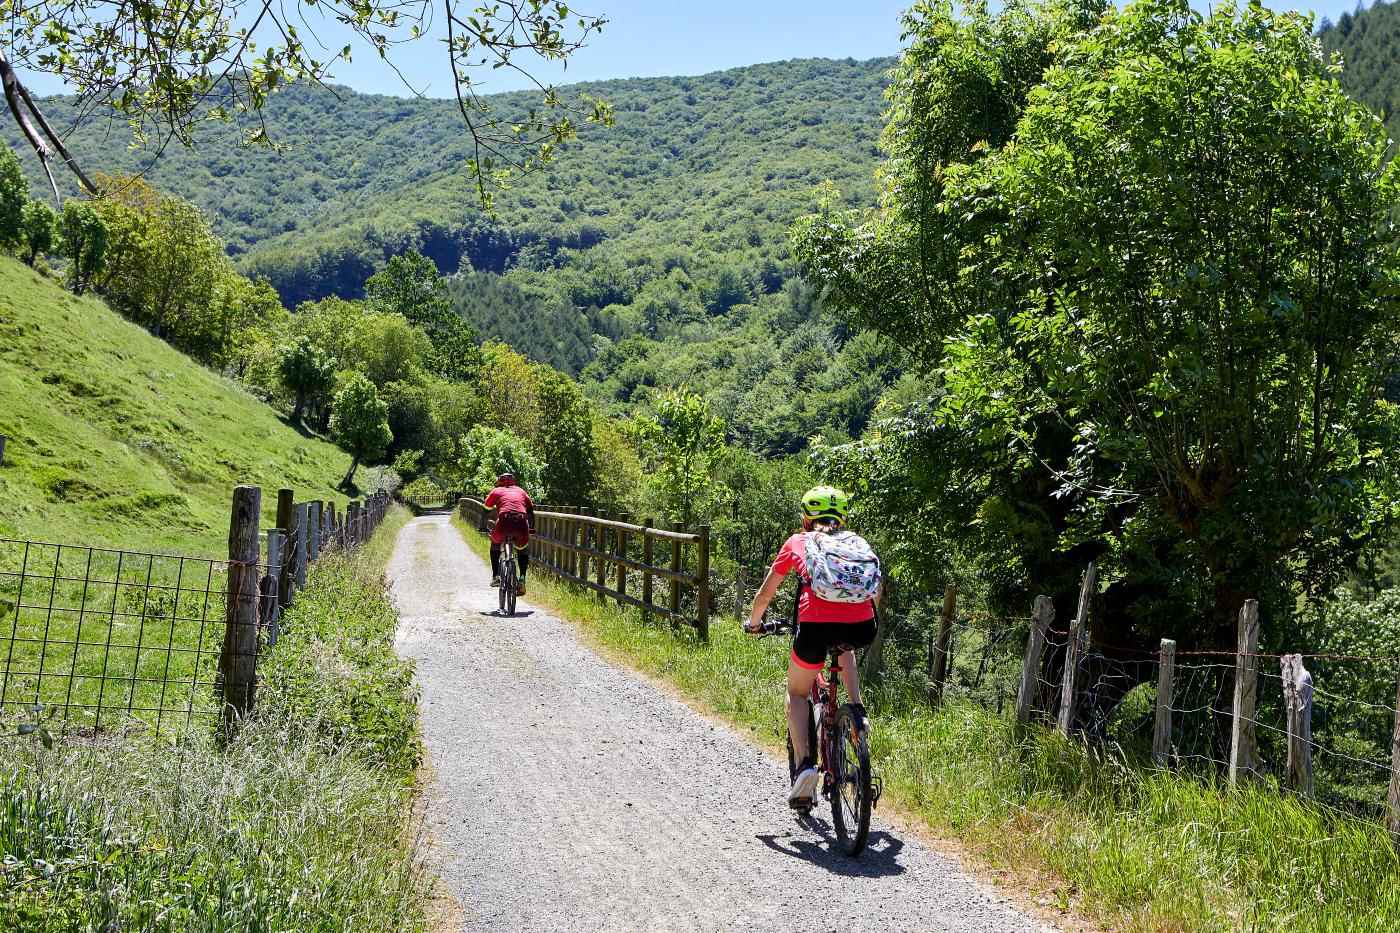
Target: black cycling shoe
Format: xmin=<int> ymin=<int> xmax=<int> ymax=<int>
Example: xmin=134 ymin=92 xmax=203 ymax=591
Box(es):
xmin=851 ymin=702 xmax=870 ymax=729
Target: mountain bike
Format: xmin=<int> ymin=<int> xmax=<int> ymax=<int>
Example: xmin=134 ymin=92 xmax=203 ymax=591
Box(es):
xmin=498 ymin=539 xmax=519 ymax=616
xmin=756 ymin=619 xmax=882 ymax=857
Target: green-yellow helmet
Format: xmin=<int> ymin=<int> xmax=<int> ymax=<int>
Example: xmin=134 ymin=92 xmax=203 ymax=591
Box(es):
xmin=801 ymin=485 xmax=849 ymax=522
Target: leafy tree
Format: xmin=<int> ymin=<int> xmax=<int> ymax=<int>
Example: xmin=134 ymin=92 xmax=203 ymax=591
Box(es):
xmin=632 ymin=385 xmax=727 ymax=526
xmin=802 ymin=0 xmax=1400 ymax=653
xmin=90 ymin=175 xmax=228 ymax=342
xmin=279 ymin=337 xmax=338 ymax=426
xmin=56 ymin=200 xmax=107 ymax=293
xmin=330 ymin=374 xmax=393 ymax=490
xmin=366 ymin=250 xmax=480 ymax=380
xmin=0 ymin=146 xmax=26 ymax=250
xmin=537 ymin=371 xmax=598 ymax=504
xmin=19 ymin=200 xmax=55 ymax=266
xmin=451 ymin=426 xmax=547 ymax=498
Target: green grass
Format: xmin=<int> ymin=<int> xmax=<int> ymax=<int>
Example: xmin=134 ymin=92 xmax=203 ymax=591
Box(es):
xmin=0 ymin=256 xmax=352 ymax=555
xmin=453 ymin=515 xmax=1400 ymax=932
xmin=0 ymin=506 xmax=428 ymax=932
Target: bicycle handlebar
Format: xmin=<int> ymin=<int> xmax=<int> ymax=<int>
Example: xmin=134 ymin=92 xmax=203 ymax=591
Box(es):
xmin=749 ymin=618 xmax=793 ymax=638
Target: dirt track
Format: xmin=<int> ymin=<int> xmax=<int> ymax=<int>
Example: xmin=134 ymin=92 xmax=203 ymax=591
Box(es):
xmin=388 ymin=511 xmax=1055 ymax=933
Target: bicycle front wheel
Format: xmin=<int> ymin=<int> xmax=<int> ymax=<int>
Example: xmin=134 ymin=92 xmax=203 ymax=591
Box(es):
xmin=830 ymin=704 xmax=872 ymax=857
xmin=785 ymin=698 xmax=819 ymax=815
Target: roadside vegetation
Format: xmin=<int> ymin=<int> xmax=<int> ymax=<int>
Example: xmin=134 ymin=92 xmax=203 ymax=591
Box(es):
xmin=0 ymin=507 xmax=427 ymax=931
xmin=453 ymin=515 xmax=1399 ymax=931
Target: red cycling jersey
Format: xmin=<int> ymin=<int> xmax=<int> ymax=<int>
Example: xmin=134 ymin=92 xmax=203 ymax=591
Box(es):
xmin=771 ymin=532 xmax=876 ymax=623
xmin=484 ymin=485 xmax=533 ymax=515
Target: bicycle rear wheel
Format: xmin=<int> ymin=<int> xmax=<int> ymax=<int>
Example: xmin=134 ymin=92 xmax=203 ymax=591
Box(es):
xmin=830 ymin=704 xmax=872 ymax=857
xmin=499 ymin=545 xmax=515 ymax=615
xmin=505 ymin=561 xmax=518 ymax=615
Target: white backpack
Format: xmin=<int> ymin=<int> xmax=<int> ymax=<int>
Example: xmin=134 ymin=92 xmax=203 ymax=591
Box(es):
xmin=802 ymin=530 xmax=882 ymax=603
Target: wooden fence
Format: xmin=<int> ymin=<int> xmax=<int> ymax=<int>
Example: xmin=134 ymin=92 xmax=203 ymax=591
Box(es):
xmin=458 ymin=497 xmax=711 ymax=639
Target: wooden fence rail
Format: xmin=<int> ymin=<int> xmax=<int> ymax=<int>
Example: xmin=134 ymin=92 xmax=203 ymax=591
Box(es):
xmin=458 ymin=496 xmax=711 ymax=639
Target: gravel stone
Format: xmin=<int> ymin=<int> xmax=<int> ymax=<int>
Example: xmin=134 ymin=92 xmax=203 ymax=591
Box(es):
xmin=389 ymin=512 xmax=1057 ymax=933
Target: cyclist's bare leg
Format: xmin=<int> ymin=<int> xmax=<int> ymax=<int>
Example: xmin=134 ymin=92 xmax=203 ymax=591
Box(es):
xmin=786 ymin=656 xmax=821 ymax=762
xmin=835 ymin=649 xmax=862 ymax=706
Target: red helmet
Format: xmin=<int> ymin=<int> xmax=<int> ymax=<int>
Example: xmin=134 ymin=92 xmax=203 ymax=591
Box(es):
xmin=496 ymin=472 xmax=516 ymax=486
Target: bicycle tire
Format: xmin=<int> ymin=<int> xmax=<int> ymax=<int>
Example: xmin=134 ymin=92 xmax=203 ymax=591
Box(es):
xmin=499 ymin=545 xmax=514 ymax=615
xmin=785 ymin=698 xmax=819 ymax=815
xmin=506 ymin=562 xmax=517 ymax=615
xmin=830 ymin=704 xmax=872 ymax=857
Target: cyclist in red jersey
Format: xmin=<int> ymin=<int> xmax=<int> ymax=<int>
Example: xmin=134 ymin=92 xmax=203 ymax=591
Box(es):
xmin=745 ymin=485 xmax=880 ymax=807
xmin=484 ymin=472 xmax=535 ymax=595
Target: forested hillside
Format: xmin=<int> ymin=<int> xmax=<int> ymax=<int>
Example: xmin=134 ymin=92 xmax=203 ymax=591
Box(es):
xmin=1322 ymin=0 xmax=1400 ymax=139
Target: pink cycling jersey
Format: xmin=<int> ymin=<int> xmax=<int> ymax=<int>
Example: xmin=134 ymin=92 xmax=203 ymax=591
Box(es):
xmin=771 ymin=532 xmax=876 ymax=623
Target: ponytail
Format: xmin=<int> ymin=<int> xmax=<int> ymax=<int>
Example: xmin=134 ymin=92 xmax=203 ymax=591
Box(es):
xmin=811 ymin=517 xmax=841 ymax=535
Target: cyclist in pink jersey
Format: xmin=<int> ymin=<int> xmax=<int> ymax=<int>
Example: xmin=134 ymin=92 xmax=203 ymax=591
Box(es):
xmin=745 ymin=485 xmax=880 ymax=807
xmin=484 ymin=472 xmax=534 ymax=595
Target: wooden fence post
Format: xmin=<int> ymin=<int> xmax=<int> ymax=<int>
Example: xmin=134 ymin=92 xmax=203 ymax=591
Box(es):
xmin=347 ymin=501 xmax=360 ymax=548
xmin=1153 ymin=638 xmax=1176 ymax=766
xmin=1229 ymin=599 xmax=1261 ymax=786
xmin=669 ymin=521 xmax=682 ymax=625
xmin=1015 ymin=595 xmax=1054 ymax=724
xmin=307 ymin=501 xmax=321 ymax=564
xmin=616 ymin=514 xmax=629 ymax=606
xmin=0 ymin=433 xmax=7 ymax=466
xmin=929 ymin=585 xmax=956 ymax=706
xmin=261 ymin=529 xmax=284 ymax=648
xmin=734 ymin=534 xmax=746 ymax=622
xmin=697 ymin=524 xmax=710 ymax=641
xmin=220 ymin=486 xmax=261 ymax=730
xmin=642 ymin=519 xmax=655 ymax=623
xmin=275 ymin=488 xmax=294 ymax=607
xmin=292 ymin=503 xmax=308 ymax=591
xmin=1281 ymin=653 xmax=1313 ymax=795
xmin=595 ymin=510 xmax=608 ymax=600
xmin=1387 ymin=656 xmax=1400 ymax=840
xmin=1057 ymin=562 xmax=1096 ymax=735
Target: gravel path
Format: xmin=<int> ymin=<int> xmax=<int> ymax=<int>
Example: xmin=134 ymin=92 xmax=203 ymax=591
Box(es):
xmin=389 ymin=512 xmax=1055 ymax=933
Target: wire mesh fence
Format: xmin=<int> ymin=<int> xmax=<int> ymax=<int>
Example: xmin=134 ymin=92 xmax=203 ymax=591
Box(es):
xmin=0 ymin=487 xmax=395 ymax=743
xmin=0 ymin=539 xmax=233 ymax=738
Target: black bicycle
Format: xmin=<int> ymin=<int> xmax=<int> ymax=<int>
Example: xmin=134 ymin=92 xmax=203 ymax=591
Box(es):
xmin=756 ymin=619 xmax=881 ymax=857
xmin=498 ymin=539 xmax=519 ymax=616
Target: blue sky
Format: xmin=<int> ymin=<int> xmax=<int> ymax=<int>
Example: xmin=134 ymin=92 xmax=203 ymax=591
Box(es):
xmin=23 ymin=0 xmax=1381 ymax=99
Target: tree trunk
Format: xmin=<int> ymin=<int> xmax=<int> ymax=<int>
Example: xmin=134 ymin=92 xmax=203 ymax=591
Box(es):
xmin=292 ymin=390 xmax=305 ymax=425
xmin=340 ymin=454 xmax=360 ymax=490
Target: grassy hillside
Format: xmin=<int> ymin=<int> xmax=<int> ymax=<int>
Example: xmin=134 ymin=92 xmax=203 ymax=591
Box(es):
xmin=0 ymin=258 xmax=352 ymax=555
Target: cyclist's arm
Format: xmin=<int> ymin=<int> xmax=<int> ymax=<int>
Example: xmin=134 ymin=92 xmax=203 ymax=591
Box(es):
xmin=745 ymin=568 xmax=785 ymax=632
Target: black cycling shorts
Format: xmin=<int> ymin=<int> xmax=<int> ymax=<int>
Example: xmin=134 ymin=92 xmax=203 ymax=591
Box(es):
xmin=791 ymin=617 xmax=877 ymax=670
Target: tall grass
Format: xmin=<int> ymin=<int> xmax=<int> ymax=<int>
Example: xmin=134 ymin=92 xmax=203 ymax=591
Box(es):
xmin=453 ymin=516 xmax=1400 ymax=932
xmin=0 ymin=507 xmax=429 ymax=932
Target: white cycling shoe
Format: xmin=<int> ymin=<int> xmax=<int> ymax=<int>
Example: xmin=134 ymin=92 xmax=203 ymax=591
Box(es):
xmin=788 ymin=765 xmax=820 ymax=808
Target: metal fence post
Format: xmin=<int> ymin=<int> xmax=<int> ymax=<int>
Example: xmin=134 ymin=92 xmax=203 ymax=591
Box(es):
xmin=220 ymin=486 xmax=261 ymax=731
